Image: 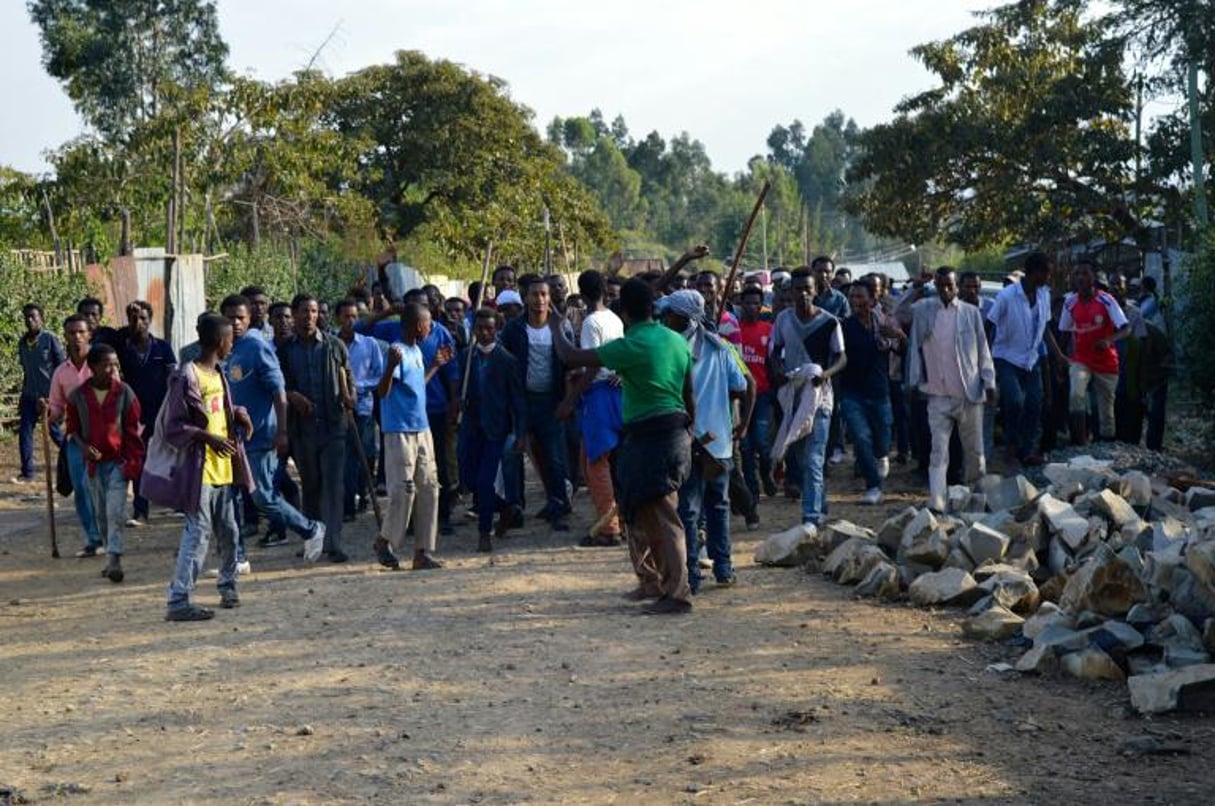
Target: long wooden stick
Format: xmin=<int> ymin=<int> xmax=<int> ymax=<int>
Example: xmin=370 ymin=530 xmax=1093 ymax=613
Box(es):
xmin=717 ymin=179 xmax=771 ymax=326
xmin=41 ymin=407 xmax=59 ymax=558
xmin=460 ymin=241 xmax=494 ymax=409
xmin=345 ymin=407 xmax=383 ymax=530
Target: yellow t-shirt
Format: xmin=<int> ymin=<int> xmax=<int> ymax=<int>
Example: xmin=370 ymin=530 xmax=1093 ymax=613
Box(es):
xmin=197 ymin=365 xmax=233 ymax=486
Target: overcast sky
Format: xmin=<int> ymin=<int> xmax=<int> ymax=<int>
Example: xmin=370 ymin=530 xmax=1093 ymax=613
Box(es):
xmin=1 ymin=0 xmax=997 ymax=176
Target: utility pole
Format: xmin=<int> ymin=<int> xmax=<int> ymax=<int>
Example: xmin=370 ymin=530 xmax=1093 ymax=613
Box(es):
xmin=1188 ymin=61 xmax=1209 ymax=230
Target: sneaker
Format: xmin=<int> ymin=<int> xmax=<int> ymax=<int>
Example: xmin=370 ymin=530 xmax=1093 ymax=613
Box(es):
xmin=219 ymin=590 xmax=241 ymax=609
xmin=257 ymin=533 xmax=289 ymax=548
xmin=372 ymin=536 xmax=400 ymax=570
xmin=303 ymin=523 xmax=326 ymax=562
xmin=75 ymin=545 xmax=101 ymax=558
xmin=877 ymin=457 xmax=890 ymax=480
xmin=166 ymin=604 xmax=215 ymax=622
xmin=829 ymin=448 xmax=846 ymax=465
xmin=745 ymin=514 xmax=760 ymax=532
xmin=11 ymin=475 xmax=32 ymax=485
xmin=236 ymin=560 xmax=252 ymax=576
xmin=126 ymin=516 xmax=149 ymax=528
xmin=861 ymin=487 xmax=883 ymax=505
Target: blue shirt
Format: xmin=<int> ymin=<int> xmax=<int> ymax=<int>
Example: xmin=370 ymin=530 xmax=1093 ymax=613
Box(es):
xmin=814 ymin=287 xmax=852 ymax=319
xmin=117 ymin=334 xmax=177 ymax=426
xmin=361 ymin=318 xmax=459 ymax=413
xmin=18 ymin=330 xmax=66 ymax=399
xmin=225 ymin=330 xmax=285 ymax=451
xmin=690 ymin=336 xmax=748 ymax=460
xmin=380 ymin=342 xmax=429 ymax=434
xmin=342 ymin=332 xmax=385 ymax=418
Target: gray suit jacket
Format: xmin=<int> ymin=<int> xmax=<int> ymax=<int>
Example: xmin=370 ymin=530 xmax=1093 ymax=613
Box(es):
xmin=905 ymin=297 xmax=995 ymax=404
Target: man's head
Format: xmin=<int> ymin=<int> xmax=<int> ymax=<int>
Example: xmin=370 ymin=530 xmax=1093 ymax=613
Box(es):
xmin=832 ymin=267 xmax=852 ymax=291
xmin=669 ymin=274 xmax=688 ymax=291
xmin=958 ymin=271 xmax=982 ymax=306
xmin=220 ymin=294 xmax=251 ymax=339
xmin=694 ymin=271 xmax=719 ymax=309
xmin=22 ymin=304 xmax=43 ymax=334
xmin=269 ymin=302 xmax=293 ymax=342
xmin=1071 ymin=260 xmax=1097 ymax=296
xmin=739 ymin=286 xmax=764 ymax=323
xmin=546 ymin=274 xmax=568 ymax=309
xmin=76 ymin=297 xmax=104 ymax=330
xmin=336 ymin=299 xmax=361 ymax=335
xmin=661 ymin=289 xmax=705 ymax=336
xmin=126 ymin=300 xmax=152 ymax=338
xmin=197 ymin=313 xmax=235 ymax=361
xmin=1024 ymin=251 xmax=1052 ymax=289
xmin=422 ymin=284 xmax=444 ymax=318
xmin=468 ymin=281 xmax=486 ymax=309
xmin=240 ymin=286 xmax=270 ymax=328
xmin=578 ymin=270 xmax=605 ymax=306
xmin=517 ymin=273 xmax=542 ymax=298
xmin=619 ymin=278 xmax=654 ymax=328
xmin=790 ymin=268 xmax=816 ymax=317
xmin=492 ymin=265 xmax=517 ymax=294
xmin=473 ymin=307 xmax=500 ymax=347
xmin=526 ymin=280 xmax=550 ymax=321
xmin=444 ymin=296 xmax=466 ymax=327
xmin=316 ymin=300 xmax=331 ymax=332
xmin=86 ymin=343 xmax=119 ymax=386
xmin=810 ymin=256 xmax=835 ymax=292
xmin=848 ymin=276 xmax=875 ymax=314
xmin=605 ymin=275 xmax=623 ymax=304
xmin=292 ymin=294 xmax=319 ymax=338
xmin=496 ymin=290 xmax=524 ymax=321
xmin=935 ymin=267 xmax=958 ymax=305
xmin=401 ymin=301 xmax=432 ymax=344
xmin=63 ymin=314 xmax=90 ymax=357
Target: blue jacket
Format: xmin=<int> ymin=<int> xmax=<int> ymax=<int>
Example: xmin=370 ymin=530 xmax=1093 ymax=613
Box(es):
xmin=224 ymin=331 xmax=285 ymax=452
xmin=461 ymin=344 xmax=526 ymax=442
xmin=500 ymin=316 xmax=573 ymax=398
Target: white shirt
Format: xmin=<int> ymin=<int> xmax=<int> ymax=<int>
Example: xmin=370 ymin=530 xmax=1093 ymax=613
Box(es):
xmin=525 ymin=324 xmax=554 ymax=393
xmin=987 ymin=281 xmax=1052 ymax=370
xmin=580 ymin=309 xmax=624 ymax=383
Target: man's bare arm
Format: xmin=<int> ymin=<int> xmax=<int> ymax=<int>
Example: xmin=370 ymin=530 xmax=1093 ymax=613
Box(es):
xmin=653 ymin=245 xmax=710 ymax=293
xmin=548 ymin=317 xmax=602 ymax=369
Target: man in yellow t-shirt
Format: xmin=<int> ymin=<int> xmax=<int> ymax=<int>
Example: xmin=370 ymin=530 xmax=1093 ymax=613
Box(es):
xmin=198 ymin=364 xmax=234 ymax=487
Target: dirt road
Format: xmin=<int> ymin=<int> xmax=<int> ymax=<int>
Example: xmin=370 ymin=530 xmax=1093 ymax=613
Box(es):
xmin=2 ymin=456 xmax=1213 ymax=805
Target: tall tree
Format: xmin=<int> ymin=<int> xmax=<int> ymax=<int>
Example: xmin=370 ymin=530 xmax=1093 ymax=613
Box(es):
xmin=846 ymin=0 xmax=1138 ymax=250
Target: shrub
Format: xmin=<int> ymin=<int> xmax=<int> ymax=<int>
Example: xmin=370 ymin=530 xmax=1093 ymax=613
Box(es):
xmin=1177 ymin=229 xmax=1215 ymax=408
xmin=0 ymin=252 xmax=91 ymax=395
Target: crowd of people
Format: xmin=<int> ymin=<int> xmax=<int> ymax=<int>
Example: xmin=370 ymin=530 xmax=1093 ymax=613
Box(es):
xmin=13 ymin=247 xmax=1173 ymax=618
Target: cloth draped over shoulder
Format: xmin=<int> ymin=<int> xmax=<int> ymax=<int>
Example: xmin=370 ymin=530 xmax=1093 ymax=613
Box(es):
xmin=770 ymin=363 xmax=825 ymax=462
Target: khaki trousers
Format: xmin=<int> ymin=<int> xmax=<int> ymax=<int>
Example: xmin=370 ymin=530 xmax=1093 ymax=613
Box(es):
xmin=626 ymin=492 xmax=690 ymax=603
xmin=383 ymin=430 xmax=439 ymax=553
xmin=1068 ymin=363 xmax=1118 ymax=438
xmin=926 ymin=395 xmax=985 ymax=512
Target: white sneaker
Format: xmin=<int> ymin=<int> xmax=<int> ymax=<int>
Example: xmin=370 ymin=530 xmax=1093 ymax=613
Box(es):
xmin=697 ymin=545 xmax=712 ymax=570
xmin=829 ymin=449 xmax=846 ymax=465
xmin=303 ymin=522 xmax=326 ymax=562
xmin=205 ymin=568 xmax=219 ymax=578
xmin=861 ymin=487 xmax=883 ymax=505
xmin=236 ymin=560 xmax=252 ymax=575
xmin=877 ymin=457 xmax=890 ymax=480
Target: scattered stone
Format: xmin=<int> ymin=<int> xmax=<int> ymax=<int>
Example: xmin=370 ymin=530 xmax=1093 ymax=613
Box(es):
xmin=1023 ymin=603 xmax=1075 ymax=639
xmin=900 ymin=509 xmax=938 ymax=548
xmin=947 ymin=485 xmax=972 ymax=513
xmin=1120 ymin=471 xmax=1154 ymax=507
xmin=820 ymin=520 xmax=876 ymax=553
xmin=1047 ymin=538 xmax=1075 ymax=576
xmin=908 ymin=568 xmax=982 ymax=607
xmin=1088 ymin=620 xmax=1146 ymax=653
xmin=1038 ymin=494 xmax=1090 ymax=550
xmin=967 ymin=493 xmax=988 ymax=513
xmin=1015 ymin=644 xmax=1060 ymax=675
xmin=1059 ymin=544 xmax=1147 ymax=617
xmin=855 ymin=561 xmax=900 ymax=600
xmin=962 ymin=605 xmax=1024 ymax=641
xmin=1147 ymin=614 xmax=1207 ymax=653
xmin=1185 ymin=540 xmax=1215 ymax=588
xmin=1169 ymin=569 xmax=1215 ymax=623
xmin=1126 ymin=602 xmax=1173 ymax=628
xmin=1185 ymin=486 xmax=1215 ymax=512
xmin=1087 ymin=489 xmax=1140 ymax=530
xmin=1128 ymin=664 xmax=1215 ymax=714
xmin=943 ymin=546 xmax=976 ymax=573
xmin=826 ymin=540 xmax=887 ymax=585
xmin=983 ymin=475 xmax=1039 ymax=512
xmin=1062 ymin=648 xmax=1125 ymax=681
xmin=961 ymin=523 xmax=1010 ymax=566
xmin=754 ymin=523 xmax=820 ymax=567
xmin=876 ymin=507 xmax=918 ymax=554
xmin=1033 ymin=624 xmax=1091 ymax=653
xmin=296 ymin=725 xmax=315 ymax=736
xmin=1164 ymin=647 xmax=1212 ymax=669
xmin=903 ymin=529 xmax=950 ymax=568
xmin=980 ymin=569 xmax=1039 ymax=613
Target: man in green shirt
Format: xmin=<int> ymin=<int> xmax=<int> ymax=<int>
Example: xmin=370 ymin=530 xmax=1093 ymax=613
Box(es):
xmin=550 ymin=277 xmax=697 ymax=615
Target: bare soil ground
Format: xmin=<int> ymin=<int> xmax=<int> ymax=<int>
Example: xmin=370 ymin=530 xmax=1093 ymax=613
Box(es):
xmin=2 ymin=445 xmax=1214 ymax=805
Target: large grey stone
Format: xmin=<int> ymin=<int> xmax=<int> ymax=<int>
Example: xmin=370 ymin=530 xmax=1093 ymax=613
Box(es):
xmin=983 ymin=475 xmax=1039 ymax=512
xmin=903 ymin=529 xmax=951 ymax=568
xmin=876 ymin=507 xmax=919 ymax=555
xmin=829 ymin=542 xmax=888 ymax=586
xmin=1088 ymin=488 xmax=1139 ymax=529
xmin=1150 ymin=495 xmax=1196 ymax=526
xmin=1128 ymin=665 xmax=1215 ymax=714
xmin=1147 ymin=614 xmax=1207 ymax=653
xmin=1169 ymin=568 xmax=1215 ymax=623
xmin=821 ymin=520 xmax=876 ymax=553
xmin=754 ymin=523 xmax=821 ymax=567
xmin=1059 ymin=543 xmax=1147 ymax=617
xmin=1023 ymin=603 xmax=1075 ymax=639
xmin=1119 ymin=471 xmax=1153 ymax=507
xmin=1088 ymin=620 xmax=1146 ymax=652
xmin=961 ymin=523 xmax=1010 ymax=566
xmin=1127 ymin=602 xmax=1173 ymax=628
xmin=1033 ymin=624 xmax=1090 ymax=653
xmin=1062 ymin=648 xmax=1125 ymax=681
xmin=1185 ymin=486 xmax=1215 ymax=512
xmin=963 ymin=605 xmax=1024 ymax=641
xmin=1048 ymin=537 xmax=1075 ymax=576
xmin=1038 ymin=495 xmax=1090 ymax=551
xmin=1165 ymin=647 xmax=1212 ymax=668
xmin=900 ymin=508 xmax=938 ymax=547
xmin=855 ymin=560 xmax=901 ymax=600
xmin=1015 ymin=644 xmax=1060 ymax=674
xmin=943 ymin=546 xmax=976 ymax=573
xmin=1005 ymin=541 xmax=1041 ymax=576
xmin=980 ymin=569 xmax=1040 ymax=613
xmin=947 ymin=484 xmax=972 ymax=513
xmin=1185 ymin=541 xmax=1215 ymax=589
xmin=908 ymin=568 xmax=982 ymax=607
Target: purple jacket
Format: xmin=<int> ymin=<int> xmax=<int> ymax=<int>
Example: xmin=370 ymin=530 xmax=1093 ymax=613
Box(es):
xmin=159 ymin=362 xmax=254 ymax=514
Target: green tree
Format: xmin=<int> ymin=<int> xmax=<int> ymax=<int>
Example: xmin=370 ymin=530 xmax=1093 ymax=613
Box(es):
xmin=846 ymin=0 xmax=1138 ymax=250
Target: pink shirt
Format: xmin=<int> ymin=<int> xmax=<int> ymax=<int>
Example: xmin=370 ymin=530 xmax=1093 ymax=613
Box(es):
xmin=49 ymin=358 xmax=92 ymax=422
xmin=920 ymin=302 xmax=967 ymax=400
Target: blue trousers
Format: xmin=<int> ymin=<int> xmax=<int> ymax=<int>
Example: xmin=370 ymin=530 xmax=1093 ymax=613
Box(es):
xmin=840 ymin=394 xmax=892 ymax=489
xmin=167 ymin=484 xmax=238 ymax=611
xmin=679 ymin=457 xmax=734 ymax=592
xmin=740 ymin=391 xmax=773 ymax=500
xmin=19 ymin=393 xmax=60 ymax=479
xmin=344 ymin=412 xmax=378 ymax=516
xmin=800 ymin=409 xmax=833 ymax=524
xmin=525 ymin=392 xmax=570 ymax=512
xmin=995 ymin=358 xmax=1043 ymax=460
xmin=65 ymin=440 xmax=101 ymax=547
xmin=463 ymin=427 xmax=506 ymax=535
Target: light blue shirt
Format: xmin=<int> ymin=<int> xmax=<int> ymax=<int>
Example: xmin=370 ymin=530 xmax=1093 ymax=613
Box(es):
xmin=987 ymin=282 xmax=1052 ymax=371
xmin=690 ymin=336 xmax=749 ymax=460
xmin=343 ymin=332 xmax=385 ymax=418
xmin=380 ymin=342 xmax=429 ymax=434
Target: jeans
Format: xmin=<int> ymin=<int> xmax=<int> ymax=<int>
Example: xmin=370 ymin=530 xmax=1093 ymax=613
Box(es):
xmin=89 ymin=460 xmax=128 ymax=555
xmin=292 ymin=433 xmax=346 ymax=554
xmin=463 ymin=428 xmax=505 ymax=535
xmin=18 ymin=393 xmax=60 ymax=479
xmin=525 ymin=392 xmax=570 ymax=512
xmin=840 ymin=394 xmax=892 ymax=489
xmin=501 ymin=435 xmax=525 ymax=508
xmin=995 ymin=358 xmax=1043 ymax=460
xmin=740 ymin=391 xmax=773 ymax=500
xmin=800 ymin=408 xmax=833 ymax=524
xmin=344 ymin=412 xmax=378 ymax=516
xmin=679 ymin=457 xmax=733 ymax=592
xmin=427 ymin=410 xmax=454 ymax=527
xmin=65 ymin=440 xmax=101 ymax=547
xmin=247 ymin=448 xmax=317 ymax=542
xmin=167 ymin=484 xmax=237 ymax=610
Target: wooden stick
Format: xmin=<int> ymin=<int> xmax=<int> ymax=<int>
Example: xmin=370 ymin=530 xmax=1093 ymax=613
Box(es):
xmin=345 ymin=406 xmax=383 ymax=530
xmin=718 ymin=179 xmax=771 ymax=326
xmin=41 ymin=407 xmax=59 ymax=558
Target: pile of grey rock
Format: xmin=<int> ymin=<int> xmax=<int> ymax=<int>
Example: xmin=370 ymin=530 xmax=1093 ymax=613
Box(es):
xmin=755 ymin=455 xmax=1215 ymax=715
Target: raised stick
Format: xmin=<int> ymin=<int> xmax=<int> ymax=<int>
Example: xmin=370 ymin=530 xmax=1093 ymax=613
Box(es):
xmin=717 ymin=179 xmax=771 ymax=326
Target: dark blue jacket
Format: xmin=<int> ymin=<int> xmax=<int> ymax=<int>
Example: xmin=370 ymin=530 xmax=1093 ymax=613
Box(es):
xmin=462 ymin=344 xmax=526 ymax=442
xmin=500 ymin=316 xmax=572 ymax=398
